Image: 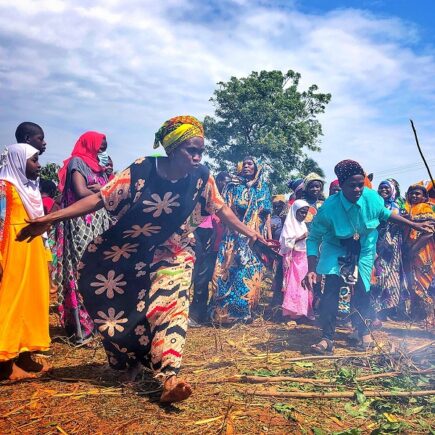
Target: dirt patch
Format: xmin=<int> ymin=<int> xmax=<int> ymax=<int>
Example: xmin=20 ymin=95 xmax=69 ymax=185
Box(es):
xmin=0 ymin=309 xmax=433 ymax=434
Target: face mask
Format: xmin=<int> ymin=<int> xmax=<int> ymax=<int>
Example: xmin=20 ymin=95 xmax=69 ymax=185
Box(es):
xmin=98 ymin=150 xmax=109 ymax=166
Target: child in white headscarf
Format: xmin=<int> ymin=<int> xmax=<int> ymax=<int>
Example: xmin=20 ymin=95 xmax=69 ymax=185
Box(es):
xmin=0 ymin=143 xmax=50 ymax=381
xmin=280 ymin=199 xmax=313 ymax=321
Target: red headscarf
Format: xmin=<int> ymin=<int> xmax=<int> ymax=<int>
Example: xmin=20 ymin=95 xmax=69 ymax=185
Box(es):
xmin=58 ymin=131 xmax=106 ymax=192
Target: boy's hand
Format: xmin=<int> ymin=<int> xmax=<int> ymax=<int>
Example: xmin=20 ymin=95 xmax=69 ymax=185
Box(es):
xmin=302 ymin=272 xmax=317 ymax=291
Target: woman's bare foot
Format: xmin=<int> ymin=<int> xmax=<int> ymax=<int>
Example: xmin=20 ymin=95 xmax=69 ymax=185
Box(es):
xmin=160 ymin=375 xmax=192 ymax=403
xmin=9 ymin=363 xmax=37 ymax=381
xmin=120 ymin=362 xmax=143 ymax=384
xmin=16 ymin=352 xmax=51 ymax=373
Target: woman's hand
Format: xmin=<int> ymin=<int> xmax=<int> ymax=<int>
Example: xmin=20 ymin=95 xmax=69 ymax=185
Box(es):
xmin=16 ymin=216 xmax=53 ymax=242
xmin=302 ymin=271 xmax=317 ymax=291
xmin=247 ymin=230 xmax=267 ymax=247
xmin=87 ymin=183 xmax=101 ymax=193
xmin=413 ymin=221 xmax=435 ymax=233
xmin=296 ymin=232 xmax=308 ymax=242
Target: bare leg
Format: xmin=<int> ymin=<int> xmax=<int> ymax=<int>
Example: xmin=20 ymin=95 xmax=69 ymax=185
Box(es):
xmin=160 ymin=375 xmax=192 ymax=403
xmin=16 ymin=352 xmax=51 ymax=373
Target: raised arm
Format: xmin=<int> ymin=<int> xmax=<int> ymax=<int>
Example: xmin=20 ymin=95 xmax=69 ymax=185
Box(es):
xmin=389 ymin=212 xmax=435 ymax=232
xmin=16 ymin=192 xmax=104 ymax=242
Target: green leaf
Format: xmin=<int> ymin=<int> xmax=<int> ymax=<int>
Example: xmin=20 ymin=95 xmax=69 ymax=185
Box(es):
xmin=333 ymin=429 xmax=361 ymax=435
xmin=355 ymin=388 xmax=366 ymax=404
xmin=406 ymin=405 xmax=424 ymax=415
xmin=312 ymin=428 xmax=327 ymax=435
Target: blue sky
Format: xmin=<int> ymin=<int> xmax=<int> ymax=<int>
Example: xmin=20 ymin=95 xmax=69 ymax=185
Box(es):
xmin=0 ymin=0 xmax=434 ymax=191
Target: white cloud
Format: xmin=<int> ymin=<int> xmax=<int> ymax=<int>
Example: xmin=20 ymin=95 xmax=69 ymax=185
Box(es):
xmin=0 ymin=0 xmax=434 ymax=191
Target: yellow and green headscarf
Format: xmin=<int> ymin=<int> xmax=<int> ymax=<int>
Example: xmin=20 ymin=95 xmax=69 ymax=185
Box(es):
xmin=154 ymin=115 xmax=204 ymax=155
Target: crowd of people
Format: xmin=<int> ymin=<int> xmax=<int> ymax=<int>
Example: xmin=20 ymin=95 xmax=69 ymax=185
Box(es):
xmin=0 ymin=117 xmax=434 ymax=404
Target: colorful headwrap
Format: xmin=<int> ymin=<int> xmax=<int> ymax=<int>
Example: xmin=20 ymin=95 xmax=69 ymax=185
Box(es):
xmin=330 ymin=179 xmax=340 ymax=189
xmin=287 ymin=178 xmax=305 ymax=193
xmin=379 ymin=180 xmax=397 ymax=200
xmin=236 ymin=156 xmax=258 ymax=177
xmin=303 ymin=172 xmax=324 ymax=187
xmin=334 ymin=160 xmax=365 ymax=185
xmin=378 ymin=179 xmax=404 ymax=212
xmin=232 ymin=157 xmax=262 ymax=189
xmin=153 ymin=115 xmax=204 ymax=155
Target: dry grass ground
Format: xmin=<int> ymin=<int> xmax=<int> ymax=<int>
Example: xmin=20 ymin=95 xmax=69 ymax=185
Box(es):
xmin=0 ymin=300 xmax=434 ymax=434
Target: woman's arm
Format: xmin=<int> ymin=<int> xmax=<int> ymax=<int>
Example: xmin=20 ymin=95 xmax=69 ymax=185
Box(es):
xmin=265 ymin=214 xmax=272 ymax=239
xmin=407 ymin=233 xmax=434 ymax=257
xmin=72 ymin=171 xmax=97 ymax=199
xmin=389 ymin=212 xmax=435 ymax=232
xmin=16 ymin=193 xmax=104 ymax=242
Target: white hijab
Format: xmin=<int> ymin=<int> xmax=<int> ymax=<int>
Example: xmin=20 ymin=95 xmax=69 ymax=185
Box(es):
xmin=0 ymin=143 xmax=44 ymax=219
xmin=279 ymin=199 xmax=309 ymax=254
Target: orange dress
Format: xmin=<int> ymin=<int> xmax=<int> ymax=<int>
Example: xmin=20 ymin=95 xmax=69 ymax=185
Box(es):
xmin=0 ymin=181 xmax=50 ymax=361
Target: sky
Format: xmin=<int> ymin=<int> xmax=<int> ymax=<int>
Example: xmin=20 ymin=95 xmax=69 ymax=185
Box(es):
xmin=0 ymin=0 xmax=434 ymax=191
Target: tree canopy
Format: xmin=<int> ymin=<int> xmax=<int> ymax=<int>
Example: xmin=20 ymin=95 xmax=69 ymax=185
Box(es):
xmin=40 ymin=162 xmax=60 ymax=184
xmin=204 ymin=70 xmax=331 ymax=192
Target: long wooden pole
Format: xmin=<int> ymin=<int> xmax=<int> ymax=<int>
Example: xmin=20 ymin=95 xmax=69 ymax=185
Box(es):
xmin=410 ymin=119 xmax=435 ymax=186
xmin=244 ymin=389 xmax=435 ymax=399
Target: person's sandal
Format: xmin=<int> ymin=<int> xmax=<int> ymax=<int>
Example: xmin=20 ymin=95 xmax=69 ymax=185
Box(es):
xmin=310 ymin=338 xmax=334 ymax=355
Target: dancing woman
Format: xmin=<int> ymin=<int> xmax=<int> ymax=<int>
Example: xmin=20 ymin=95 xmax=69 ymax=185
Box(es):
xmin=18 ymin=116 xmax=264 ymax=403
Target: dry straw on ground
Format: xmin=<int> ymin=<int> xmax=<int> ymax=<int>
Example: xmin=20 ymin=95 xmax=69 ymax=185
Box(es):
xmin=0 ymin=298 xmax=434 ymax=434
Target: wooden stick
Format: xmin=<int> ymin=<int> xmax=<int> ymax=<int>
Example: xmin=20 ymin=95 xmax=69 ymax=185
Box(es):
xmin=410 ymin=119 xmax=435 ymax=186
xmin=214 ymin=368 xmax=435 ymax=385
xmin=285 ymin=353 xmax=383 ymax=362
xmin=207 ymin=375 xmax=331 ymax=385
xmin=244 ymin=389 xmax=435 ymax=399
xmin=408 ymin=340 xmax=434 ymax=355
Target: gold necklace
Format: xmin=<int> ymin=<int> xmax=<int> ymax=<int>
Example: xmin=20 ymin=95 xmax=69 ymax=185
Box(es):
xmin=342 ymin=202 xmax=361 ymax=240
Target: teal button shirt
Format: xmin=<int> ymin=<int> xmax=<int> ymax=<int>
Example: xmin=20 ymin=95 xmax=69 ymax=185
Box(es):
xmin=306 ymin=188 xmax=392 ymax=291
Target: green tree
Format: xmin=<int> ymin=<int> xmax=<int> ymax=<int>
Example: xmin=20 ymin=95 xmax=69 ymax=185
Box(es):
xmin=298 ymin=157 xmax=325 ymax=179
xmin=204 ymin=70 xmax=331 ymax=192
xmin=40 ymin=162 xmax=60 ymax=184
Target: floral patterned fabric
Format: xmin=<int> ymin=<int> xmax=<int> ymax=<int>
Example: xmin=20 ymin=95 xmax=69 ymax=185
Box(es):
xmin=371 ymin=185 xmax=407 ymax=312
xmin=210 ymin=162 xmax=272 ymax=324
xmin=78 ymin=157 xmax=224 ymax=377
